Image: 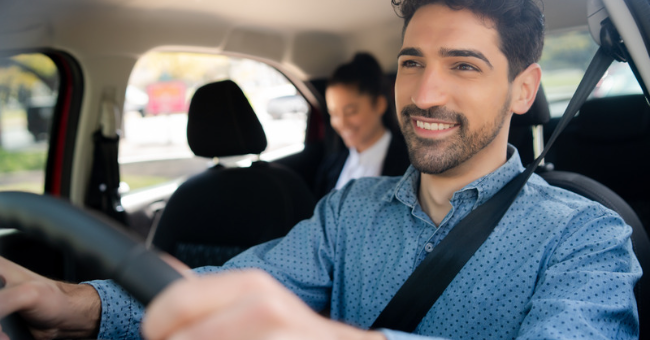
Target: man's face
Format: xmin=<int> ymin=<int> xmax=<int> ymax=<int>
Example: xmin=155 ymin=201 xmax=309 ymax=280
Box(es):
xmin=395 ymin=4 xmax=514 ymax=175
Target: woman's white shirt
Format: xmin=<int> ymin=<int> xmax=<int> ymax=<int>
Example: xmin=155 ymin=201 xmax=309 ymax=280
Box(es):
xmin=334 ymin=130 xmax=392 ymax=190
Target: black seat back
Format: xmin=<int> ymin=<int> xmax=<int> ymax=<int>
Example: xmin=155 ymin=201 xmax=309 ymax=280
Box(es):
xmin=151 ymin=80 xmax=316 ymax=268
xmin=546 ymin=94 xmax=650 ymax=229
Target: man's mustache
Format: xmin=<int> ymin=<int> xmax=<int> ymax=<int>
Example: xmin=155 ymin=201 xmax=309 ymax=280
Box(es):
xmin=400 ymin=104 xmax=463 ymax=123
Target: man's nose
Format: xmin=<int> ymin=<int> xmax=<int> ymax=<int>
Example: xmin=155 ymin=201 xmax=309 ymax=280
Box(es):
xmin=411 ymin=67 xmax=448 ymax=110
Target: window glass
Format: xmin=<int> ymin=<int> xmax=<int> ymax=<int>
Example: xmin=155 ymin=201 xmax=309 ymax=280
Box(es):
xmin=120 ymin=52 xmax=308 ymax=193
xmin=540 ymin=29 xmax=643 ymax=117
xmin=0 ymin=54 xmax=58 ymax=193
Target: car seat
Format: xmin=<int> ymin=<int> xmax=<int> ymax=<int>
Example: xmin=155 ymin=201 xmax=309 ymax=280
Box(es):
xmin=545 ymin=94 xmax=650 ymax=230
xmin=150 ymin=80 xmax=317 ymax=268
xmin=509 ymin=89 xmax=650 ymax=336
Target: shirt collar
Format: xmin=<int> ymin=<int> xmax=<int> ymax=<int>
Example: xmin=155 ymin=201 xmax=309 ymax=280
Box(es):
xmin=386 ymin=145 xmax=524 ymax=209
xmin=348 ymin=130 xmax=392 ymax=166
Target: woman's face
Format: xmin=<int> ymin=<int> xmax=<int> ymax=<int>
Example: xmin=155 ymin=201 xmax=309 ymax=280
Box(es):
xmin=325 ymin=84 xmax=387 ymax=153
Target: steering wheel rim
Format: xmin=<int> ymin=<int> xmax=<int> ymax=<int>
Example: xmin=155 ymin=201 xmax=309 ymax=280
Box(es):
xmin=0 ymin=191 xmax=184 ymax=337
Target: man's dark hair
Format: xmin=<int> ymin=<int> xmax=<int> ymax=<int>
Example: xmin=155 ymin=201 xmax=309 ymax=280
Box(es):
xmin=392 ymin=0 xmax=545 ymax=81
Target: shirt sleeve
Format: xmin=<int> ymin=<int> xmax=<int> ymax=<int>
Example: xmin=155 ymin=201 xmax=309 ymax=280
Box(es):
xmin=82 ymin=280 xmax=144 ymax=340
xmin=516 ymin=210 xmax=642 ymax=339
xmin=82 ymin=191 xmax=343 ymax=339
xmin=217 ymin=190 xmax=343 ymax=311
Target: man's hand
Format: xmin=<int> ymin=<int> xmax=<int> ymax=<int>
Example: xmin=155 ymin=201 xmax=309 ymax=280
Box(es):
xmin=0 ymin=257 xmax=101 ymax=340
xmin=142 ymin=269 xmax=386 ymax=340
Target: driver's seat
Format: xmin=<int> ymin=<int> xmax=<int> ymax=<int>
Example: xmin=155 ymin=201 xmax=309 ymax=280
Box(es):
xmin=150 ymin=80 xmax=317 ymax=268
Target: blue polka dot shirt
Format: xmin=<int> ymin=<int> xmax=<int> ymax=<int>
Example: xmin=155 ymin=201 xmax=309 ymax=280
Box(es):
xmin=86 ymin=146 xmax=641 ymax=339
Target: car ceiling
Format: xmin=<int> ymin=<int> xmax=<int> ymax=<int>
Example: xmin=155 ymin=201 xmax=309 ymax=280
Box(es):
xmin=0 ymin=0 xmax=589 ymax=78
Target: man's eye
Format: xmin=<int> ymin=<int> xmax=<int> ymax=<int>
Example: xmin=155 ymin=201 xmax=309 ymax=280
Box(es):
xmin=400 ymin=60 xmax=420 ymax=68
xmin=454 ymin=63 xmax=479 ymax=72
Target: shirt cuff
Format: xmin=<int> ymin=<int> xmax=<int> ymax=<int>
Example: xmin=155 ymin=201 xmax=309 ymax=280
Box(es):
xmin=82 ymin=280 xmax=145 ymax=340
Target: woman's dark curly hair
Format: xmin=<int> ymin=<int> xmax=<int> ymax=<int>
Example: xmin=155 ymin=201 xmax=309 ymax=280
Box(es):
xmin=392 ymin=0 xmax=544 ymax=81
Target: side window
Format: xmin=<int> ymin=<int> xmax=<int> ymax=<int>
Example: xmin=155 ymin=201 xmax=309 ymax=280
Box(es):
xmin=540 ymin=29 xmax=643 ymax=117
xmin=120 ymin=52 xmax=308 ymax=194
xmin=0 ymin=54 xmax=59 ymax=193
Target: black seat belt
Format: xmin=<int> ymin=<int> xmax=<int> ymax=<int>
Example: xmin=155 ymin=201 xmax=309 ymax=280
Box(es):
xmin=371 ymin=46 xmax=614 ymax=332
xmin=86 ymin=129 xmax=127 ymax=225
xmin=85 ymin=90 xmax=128 ymax=225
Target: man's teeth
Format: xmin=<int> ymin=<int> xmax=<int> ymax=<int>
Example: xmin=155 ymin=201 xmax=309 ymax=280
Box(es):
xmin=416 ymin=120 xmax=454 ymax=131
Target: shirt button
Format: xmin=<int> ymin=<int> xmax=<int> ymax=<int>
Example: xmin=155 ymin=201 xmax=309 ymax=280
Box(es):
xmin=425 ymin=243 xmax=434 ymax=252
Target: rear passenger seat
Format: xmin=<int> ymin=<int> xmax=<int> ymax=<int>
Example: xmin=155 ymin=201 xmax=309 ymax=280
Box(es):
xmin=544 ymin=94 xmax=650 ymax=230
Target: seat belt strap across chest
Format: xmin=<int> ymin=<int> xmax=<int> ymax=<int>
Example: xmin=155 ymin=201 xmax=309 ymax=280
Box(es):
xmin=370 ymin=47 xmax=614 ymax=333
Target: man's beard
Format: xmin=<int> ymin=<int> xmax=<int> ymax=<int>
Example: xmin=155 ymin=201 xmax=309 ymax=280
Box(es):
xmin=399 ymin=95 xmax=511 ymax=175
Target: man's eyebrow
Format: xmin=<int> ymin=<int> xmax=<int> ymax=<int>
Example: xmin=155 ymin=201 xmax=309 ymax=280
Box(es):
xmin=439 ymin=47 xmax=493 ymax=69
xmin=397 ymin=47 xmax=423 ymax=59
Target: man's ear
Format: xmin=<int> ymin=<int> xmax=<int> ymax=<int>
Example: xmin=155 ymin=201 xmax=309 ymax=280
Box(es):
xmin=511 ymin=63 xmax=542 ymax=115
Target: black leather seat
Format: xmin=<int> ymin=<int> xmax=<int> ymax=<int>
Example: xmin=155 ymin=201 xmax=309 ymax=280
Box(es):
xmin=546 ymin=94 xmax=650 ymax=230
xmin=151 ymin=80 xmax=317 ymax=268
xmin=509 ymin=90 xmax=650 ymax=337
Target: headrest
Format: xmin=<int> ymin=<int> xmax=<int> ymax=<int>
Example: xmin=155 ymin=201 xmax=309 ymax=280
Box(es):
xmin=187 ymin=80 xmax=267 ymax=158
xmin=576 ymin=94 xmax=650 ymax=141
xmin=511 ymin=85 xmax=551 ymax=127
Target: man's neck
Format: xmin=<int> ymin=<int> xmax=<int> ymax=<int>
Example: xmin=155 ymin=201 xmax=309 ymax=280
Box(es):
xmin=418 ymin=142 xmax=509 ymax=226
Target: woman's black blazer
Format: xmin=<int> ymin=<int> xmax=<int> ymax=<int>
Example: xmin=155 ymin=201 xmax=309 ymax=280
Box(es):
xmin=313 ymin=133 xmax=411 ymax=198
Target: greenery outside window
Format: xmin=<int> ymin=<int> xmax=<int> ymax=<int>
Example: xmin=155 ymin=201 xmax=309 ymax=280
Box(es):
xmin=0 ymin=54 xmax=59 ymax=193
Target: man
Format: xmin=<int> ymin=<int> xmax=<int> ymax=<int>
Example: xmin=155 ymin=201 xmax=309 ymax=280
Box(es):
xmin=0 ymin=0 xmax=641 ymax=339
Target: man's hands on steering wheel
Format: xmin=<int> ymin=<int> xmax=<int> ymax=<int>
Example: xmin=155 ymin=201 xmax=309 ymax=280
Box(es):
xmin=0 ymin=192 xmax=386 ymax=340
xmin=0 ymin=257 xmax=101 ymax=340
xmin=0 ymin=257 xmax=386 ymax=340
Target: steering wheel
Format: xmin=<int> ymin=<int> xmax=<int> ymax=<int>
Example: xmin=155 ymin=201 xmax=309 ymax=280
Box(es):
xmin=0 ymin=191 xmax=184 ymax=339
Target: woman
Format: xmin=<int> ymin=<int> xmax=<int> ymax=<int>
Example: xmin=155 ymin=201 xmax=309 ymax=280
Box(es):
xmin=314 ymin=52 xmax=410 ymax=198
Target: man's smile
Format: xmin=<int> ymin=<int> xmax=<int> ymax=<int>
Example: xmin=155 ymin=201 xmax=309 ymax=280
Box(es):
xmin=411 ymin=117 xmax=460 ymax=137
xmin=414 ymin=119 xmax=458 ymax=131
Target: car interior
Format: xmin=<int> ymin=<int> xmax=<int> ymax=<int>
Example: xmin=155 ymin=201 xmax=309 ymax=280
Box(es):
xmin=0 ymin=0 xmax=650 ymax=337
